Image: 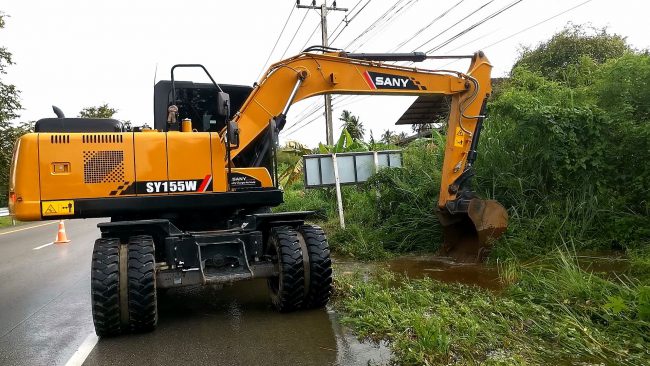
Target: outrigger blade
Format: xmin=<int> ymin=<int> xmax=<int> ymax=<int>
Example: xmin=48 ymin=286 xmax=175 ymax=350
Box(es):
xmin=438 ymin=199 xmax=508 ymax=262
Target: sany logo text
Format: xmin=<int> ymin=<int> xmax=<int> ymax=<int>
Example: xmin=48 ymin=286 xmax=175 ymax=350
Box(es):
xmin=374 ymin=76 xmax=409 ymax=88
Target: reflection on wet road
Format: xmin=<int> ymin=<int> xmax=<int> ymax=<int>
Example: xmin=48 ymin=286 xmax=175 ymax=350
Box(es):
xmin=85 ymin=280 xmax=391 ymax=366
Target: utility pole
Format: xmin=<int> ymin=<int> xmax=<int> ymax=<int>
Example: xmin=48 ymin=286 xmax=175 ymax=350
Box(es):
xmin=296 ymin=1 xmax=347 ymax=145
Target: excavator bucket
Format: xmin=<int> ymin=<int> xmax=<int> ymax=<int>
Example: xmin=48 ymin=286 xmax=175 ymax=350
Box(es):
xmin=438 ymin=199 xmax=508 ymax=262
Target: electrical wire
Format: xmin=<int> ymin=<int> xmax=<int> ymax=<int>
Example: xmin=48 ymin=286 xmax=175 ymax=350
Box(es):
xmin=329 ymin=0 xmax=373 ymax=45
xmin=328 ymin=0 xmax=364 ymax=42
xmin=350 ymin=0 xmax=420 ymax=52
xmin=437 ymin=0 xmax=595 ymax=69
xmin=279 ymin=8 xmax=311 ymax=60
xmin=482 ymin=0 xmax=594 ymax=49
xmin=300 ymin=20 xmax=322 ymax=51
xmin=389 ymin=0 xmax=465 ymax=52
xmin=411 ymin=0 xmax=495 ymax=52
xmin=255 ymin=2 xmax=296 ymax=81
xmin=284 ymin=94 xmax=367 ymax=136
xmin=343 ymin=0 xmax=408 ymax=50
xmin=425 ymin=0 xmax=525 ymax=54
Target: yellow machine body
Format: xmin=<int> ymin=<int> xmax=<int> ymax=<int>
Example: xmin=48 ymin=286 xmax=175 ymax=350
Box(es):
xmin=9 ymin=131 xmax=272 ymax=221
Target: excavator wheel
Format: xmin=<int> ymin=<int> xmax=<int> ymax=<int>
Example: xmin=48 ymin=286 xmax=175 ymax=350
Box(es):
xmin=267 ymin=227 xmax=305 ymax=312
xmin=297 ymin=225 xmax=332 ymax=309
xmin=439 ymin=199 xmax=508 ymax=262
xmin=91 ymin=238 xmax=123 ymax=337
xmin=126 ymin=235 xmax=157 ymax=333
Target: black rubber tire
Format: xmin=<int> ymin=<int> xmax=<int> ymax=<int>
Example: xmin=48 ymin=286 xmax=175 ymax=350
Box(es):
xmin=127 ymin=235 xmax=157 ymax=333
xmin=267 ymin=227 xmax=305 ymax=312
xmin=91 ymin=238 xmax=122 ymax=337
xmin=298 ymin=225 xmax=333 ymax=309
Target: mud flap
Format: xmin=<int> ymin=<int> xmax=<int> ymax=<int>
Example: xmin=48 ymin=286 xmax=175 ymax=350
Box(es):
xmin=438 ymin=199 xmax=508 ymax=262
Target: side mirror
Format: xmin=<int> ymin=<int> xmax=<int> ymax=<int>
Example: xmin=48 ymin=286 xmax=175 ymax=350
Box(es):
xmin=217 ymin=92 xmax=230 ymax=117
xmin=228 ymin=120 xmax=240 ymax=147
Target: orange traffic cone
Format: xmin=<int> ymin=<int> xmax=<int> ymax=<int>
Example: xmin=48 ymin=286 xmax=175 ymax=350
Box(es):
xmin=54 ymin=220 xmax=70 ymax=244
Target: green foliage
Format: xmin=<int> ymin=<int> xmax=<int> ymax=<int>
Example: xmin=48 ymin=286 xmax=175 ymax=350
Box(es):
xmin=0 ymin=12 xmax=21 ymax=123
xmin=0 ymin=12 xmax=24 ymax=207
xmin=318 ymin=127 xmax=368 ymax=153
xmin=277 ymin=141 xmax=311 ymax=187
xmin=338 ymin=110 xmax=365 ymax=140
xmin=335 ymin=250 xmax=650 ymax=365
xmin=0 ymin=121 xmax=32 ymax=206
xmin=78 ymin=103 xmax=117 ymax=118
xmin=515 ymin=24 xmax=631 ymax=85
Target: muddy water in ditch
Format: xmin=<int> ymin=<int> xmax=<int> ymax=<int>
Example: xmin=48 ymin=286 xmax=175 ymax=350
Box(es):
xmin=337 ymin=253 xmax=630 ymax=292
xmin=384 ymin=253 xmax=628 ymax=291
xmin=386 ymin=256 xmax=503 ymax=290
xmin=335 ymin=256 xmax=503 ymax=291
xmin=86 ymin=279 xmax=391 ymax=366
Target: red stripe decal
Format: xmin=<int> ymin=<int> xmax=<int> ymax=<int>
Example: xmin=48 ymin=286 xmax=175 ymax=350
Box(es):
xmin=198 ymin=175 xmax=211 ymax=192
xmin=363 ymin=71 xmax=376 ymax=89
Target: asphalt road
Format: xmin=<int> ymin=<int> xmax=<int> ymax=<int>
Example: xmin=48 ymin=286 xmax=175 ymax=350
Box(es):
xmin=0 ymin=219 xmax=390 ymax=366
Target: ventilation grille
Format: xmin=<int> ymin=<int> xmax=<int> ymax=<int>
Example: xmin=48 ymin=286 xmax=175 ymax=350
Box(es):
xmin=82 ymin=134 xmax=123 ymax=144
xmin=50 ymin=135 xmax=70 ymax=144
xmin=83 ymin=150 xmax=124 ymax=183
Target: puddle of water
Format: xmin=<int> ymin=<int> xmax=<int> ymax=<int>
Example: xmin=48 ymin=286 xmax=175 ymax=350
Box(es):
xmin=575 ymin=251 xmax=630 ymax=278
xmin=386 ymin=256 xmax=503 ymax=291
xmin=335 ymin=252 xmax=630 ymax=293
xmin=333 ymin=255 xmax=502 ymax=291
xmin=87 ymin=279 xmax=391 ymax=366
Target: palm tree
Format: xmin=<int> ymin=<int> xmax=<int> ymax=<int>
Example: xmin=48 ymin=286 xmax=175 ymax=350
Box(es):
xmin=339 ymin=110 xmax=365 ymax=140
xmin=381 ymin=129 xmax=395 ymax=144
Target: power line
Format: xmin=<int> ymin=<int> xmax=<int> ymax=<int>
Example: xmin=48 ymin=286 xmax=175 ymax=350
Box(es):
xmin=285 ymin=94 xmax=363 ymax=136
xmin=279 ymin=8 xmax=311 ymax=60
xmin=425 ymin=0 xmax=525 ymax=54
xmin=482 ymin=0 xmax=594 ymax=49
xmin=255 ymin=2 xmax=296 ymax=81
xmin=329 ymin=0 xmax=372 ymax=45
xmin=443 ymin=27 xmax=501 ymax=53
xmin=411 ymin=0 xmax=495 ymax=52
xmin=328 ymin=0 xmax=364 ymax=42
xmin=389 ymin=0 xmax=465 ymax=52
xmin=300 ymin=18 xmax=322 ymax=51
xmin=437 ymin=0 xmax=595 ymax=69
xmin=343 ymin=0 xmax=408 ymax=50
xmin=350 ymin=0 xmax=420 ymax=52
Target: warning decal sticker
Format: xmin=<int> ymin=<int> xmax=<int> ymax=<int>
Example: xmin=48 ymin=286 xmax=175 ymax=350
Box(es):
xmin=41 ymin=200 xmax=75 ymax=216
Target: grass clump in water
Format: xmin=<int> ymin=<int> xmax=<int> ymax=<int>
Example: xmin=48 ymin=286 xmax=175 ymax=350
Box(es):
xmin=334 ymin=250 xmax=650 ymax=365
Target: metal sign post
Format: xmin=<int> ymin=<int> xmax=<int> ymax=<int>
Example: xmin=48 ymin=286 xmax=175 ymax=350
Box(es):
xmin=331 ymin=154 xmax=345 ymax=228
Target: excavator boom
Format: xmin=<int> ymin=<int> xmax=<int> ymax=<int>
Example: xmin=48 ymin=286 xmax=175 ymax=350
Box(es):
xmin=230 ymin=50 xmax=508 ymax=260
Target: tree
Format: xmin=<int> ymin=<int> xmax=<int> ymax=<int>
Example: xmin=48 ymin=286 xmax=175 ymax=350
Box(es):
xmin=514 ymin=24 xmax=631 ymax=85
xmin=0 ymin=13 xmax=21 ymax=124
xmin=0 ymin=12 xmax=23 ymax=206
xmin=338 ymin=110 xmax=365 ymax=140
xmin=78 ymin=103 xmax=117 ymax=118
xmin=381 ymin=129 xmax=395 ymax=144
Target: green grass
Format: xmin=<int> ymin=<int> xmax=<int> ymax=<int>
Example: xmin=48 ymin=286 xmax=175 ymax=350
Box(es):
xmin=0 ymin=216 xmax=17 ymax=228
xmin=334 ymin=250 xmax=650 ymax=365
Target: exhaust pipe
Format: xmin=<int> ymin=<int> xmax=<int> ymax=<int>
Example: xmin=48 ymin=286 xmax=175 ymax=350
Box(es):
xmin=52 ymin=105 xmax=65 ymax=118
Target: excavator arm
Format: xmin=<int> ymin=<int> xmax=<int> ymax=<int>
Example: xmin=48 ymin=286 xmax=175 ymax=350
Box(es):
xmin=228 ymin=50 xmax=508 ymax=261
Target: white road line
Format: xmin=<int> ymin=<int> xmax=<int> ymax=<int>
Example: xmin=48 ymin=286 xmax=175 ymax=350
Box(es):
xmin=32 ymin=242 xmax=54 ymax=250
xmin=0 ymin=221 xmax=58 ymax=236
xmin=64 ymin=332 xmax=99 ymax=366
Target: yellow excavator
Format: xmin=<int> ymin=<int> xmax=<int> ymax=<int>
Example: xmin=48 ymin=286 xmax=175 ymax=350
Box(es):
xmin=8 ymin=46 xmax=507 ymax=336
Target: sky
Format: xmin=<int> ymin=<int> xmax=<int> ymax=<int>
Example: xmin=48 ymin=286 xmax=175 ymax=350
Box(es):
xmin=2 ymin=0 xmax=649 ymax=147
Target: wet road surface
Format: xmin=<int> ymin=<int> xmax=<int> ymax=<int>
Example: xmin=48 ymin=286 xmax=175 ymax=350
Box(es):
xmin=0 ymin=219 xmax=390 ymax=366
